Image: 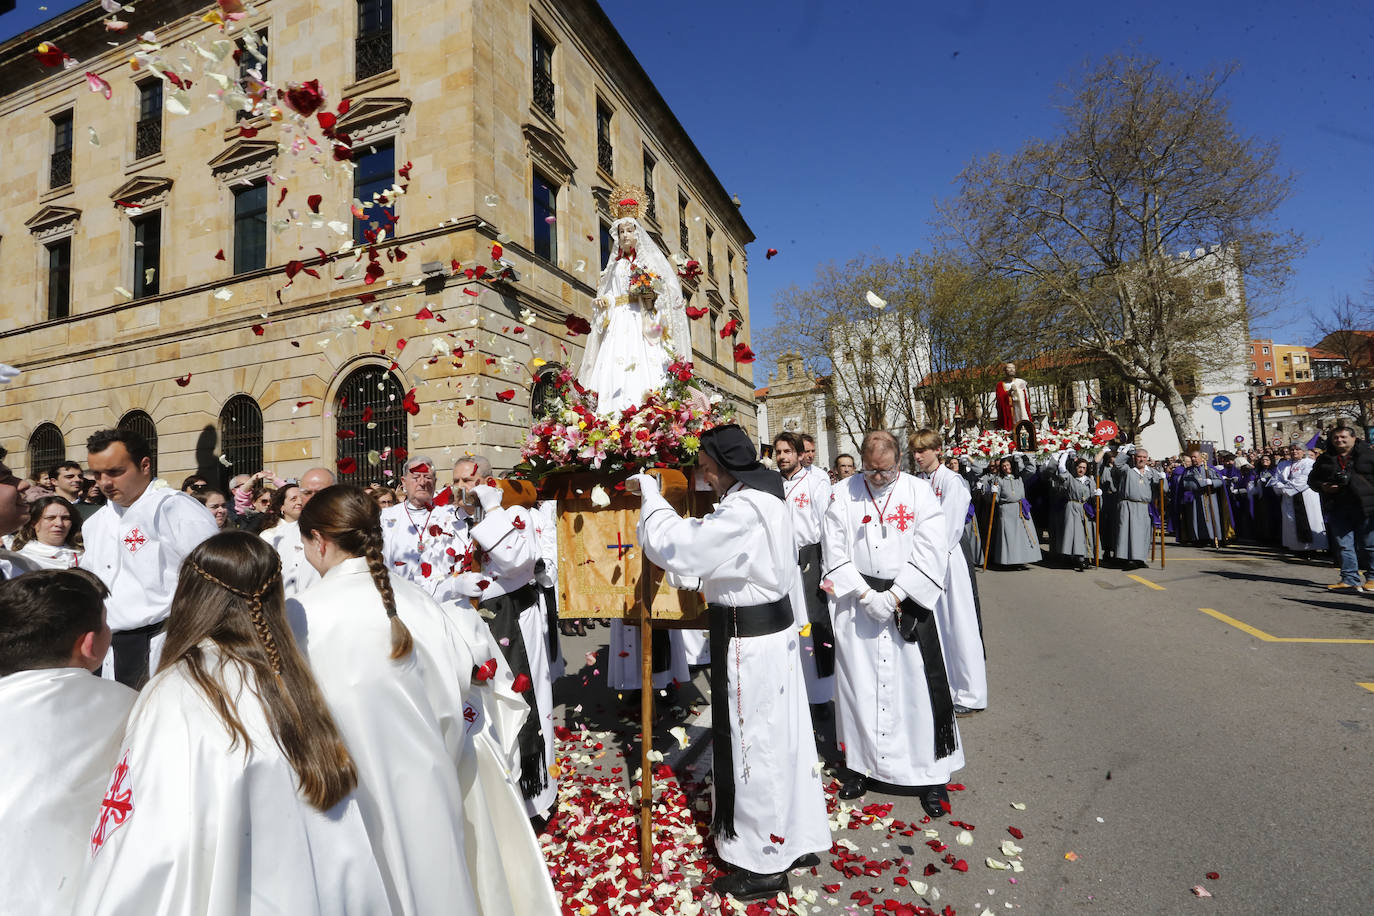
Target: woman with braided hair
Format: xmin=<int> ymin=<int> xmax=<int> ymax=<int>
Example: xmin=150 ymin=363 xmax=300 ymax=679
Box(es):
xmin=293 ymin=485 xmax=482 ymax=916
xmin=74 ymin=531 xmax=388 ymax=916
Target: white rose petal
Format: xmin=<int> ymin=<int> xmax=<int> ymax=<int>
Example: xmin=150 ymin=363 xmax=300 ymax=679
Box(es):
xmin=590 ymin=485 xmax=611 ymax=508
xmin=865 ymin=290 xmax=887 ymax=309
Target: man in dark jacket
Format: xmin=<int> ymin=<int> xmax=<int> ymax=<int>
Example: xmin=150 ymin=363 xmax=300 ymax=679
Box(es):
xmin=1308 ymin=426 xmax=1374 ymax=591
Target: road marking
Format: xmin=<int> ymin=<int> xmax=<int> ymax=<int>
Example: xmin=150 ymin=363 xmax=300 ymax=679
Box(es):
xmin=1126 ymin=574 xmax=1166 ymax=591
xmin=1199 ymin=608 xmax=1374 ymax=644
xmin=1359 ymin=683 xmax=1374 ymax=693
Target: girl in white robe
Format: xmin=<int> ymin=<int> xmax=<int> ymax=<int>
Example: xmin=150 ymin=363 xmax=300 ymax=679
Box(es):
xmin=75 ymin=531 xmax=389 ymax=916
xmin=293 ymin=485 xmax=481 ymax=916
xmin=10 ymin=495 xmax=83 ymax=569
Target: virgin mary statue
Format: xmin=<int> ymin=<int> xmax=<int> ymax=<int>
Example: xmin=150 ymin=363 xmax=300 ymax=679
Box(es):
xmin=577 ymin=187 xmax=692 ymax=415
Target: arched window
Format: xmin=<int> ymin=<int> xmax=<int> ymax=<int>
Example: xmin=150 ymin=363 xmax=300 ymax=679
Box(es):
xmin=118 ymin=410 xmax=158 ymax=476
xmin=27 ymin=423 xmax=66 ymax=478
xmin=219 ymin=394 xmax=263 ymax=487
xmin=530 ymin=364 xmax=563 ymax=419
xmin=335 ymin=365 xmax=407 ymax=485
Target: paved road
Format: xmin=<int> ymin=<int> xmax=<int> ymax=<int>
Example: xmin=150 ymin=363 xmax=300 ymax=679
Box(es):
xmin=553 ymin=543 xmax=1372 ymax=914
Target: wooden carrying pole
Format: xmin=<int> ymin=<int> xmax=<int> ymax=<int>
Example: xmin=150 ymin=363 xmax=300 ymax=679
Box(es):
xmin=1158 ymin=480 xmax=1167 ymax=568
xmin=982 ymin=491 xmax=997 ymax=571
xmin=1094 ymin=494 xmax=1101 ymax=568
xmin=638 ymin=597 xmax=654 ymax=874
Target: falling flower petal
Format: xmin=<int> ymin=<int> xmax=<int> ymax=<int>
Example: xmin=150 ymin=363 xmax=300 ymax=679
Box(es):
xmin=669 ymin=726 xmax=689 ymax=749
xmin=765 ymin=247 xmax=778 ymax=259
xmin=956 ymin=830 xmax=973 ymax=846
xmin=732 ymin=342 xmax=755 ymax=363
xmin=88 ymin=125 xmax=100 ymax=145
xmin=336 ymin=457 xmax=357 ymax=474
xmin=84 ymin=71 xmax=112 ymax=99
xmin=213 ymin=288 xmax=232 ymax=301
xmin=174 ymin=373 xmax=192 ymax=387
xmin=866 ymin=290 xmax=888 ymax=309
xmin=590 ymin=484 xmax=611 ymax=508
xmin=1191 ymin=886 xmax=1213 ymax=898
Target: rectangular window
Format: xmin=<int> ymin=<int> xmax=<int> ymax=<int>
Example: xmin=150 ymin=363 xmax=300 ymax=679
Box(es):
xmin=727 ymin=250 xmax=736 ymax=301
xmin=46 ymin=238 xmax=71 ymax=320
xmin=355 ymin=0 xmax=393 ymax=80
xmin=132 ymin=211 xmax=161 ymax=299
xmin=50 ymin=110 xmax=73 ymax=188
xmin=532 ymin=171 xmax=558 ymax=262
xmin=709 ymin=308 xmax=719 ymax=362
xmin=598 ymin=220 xmax=612 ymax=270
xmin=236 ymin=29 xmax=268 ymax=119
xmin=678 ymin=192 xmax=689 ymax=253
xmin=135 ymin=79 xmax=162 ymax=159
xmin=1264 ymin=361 xmax=1272 ymax=370
xmin=532 ymin=26 xmax=555 ymax=118
xmin=596 ymin=99 xmax=613 ymax=175
xmin=705 ymin=223 xmax=715 ymax=278
xmin=641 ymin=150 xmax=657 ymax=222
xmin=353 ymin=140 xmax=396 ymax=244
xmin=1262 ymin=346 xmax=1269 ymax=354
xmin=233 ymin=182 xmax=268 ymax=274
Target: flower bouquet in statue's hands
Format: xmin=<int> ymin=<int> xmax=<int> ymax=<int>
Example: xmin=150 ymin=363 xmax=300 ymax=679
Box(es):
xmin=628 ymin=264 xmax=663 ymax=298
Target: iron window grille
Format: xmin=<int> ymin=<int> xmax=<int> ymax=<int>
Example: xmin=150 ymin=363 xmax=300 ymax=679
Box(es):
xmin=135 ymin=80 xmax=162 ymax=158
xmin=50 ymin=112 xmax=73 ymax=188
xmin=532 ymin=27 xmax=555 ymax=118
xmin=355 ymin=0 xmax=393 ymax=80
xmin=335 ymin=366 xmax=407 ymax=485
xmin=641 ymin=153 xmax=657 ymax=222
xmin=118 ymin=410 xmax=158 ymax=477
xmin=596 ymin=101 xmax=613 ymax=174
xmin=46 ymin=238 xmax=71 ymax=320
xmin=28 ymin=423 xmax=66 ymax=477
xmin=218 ymin=395 xmax=263 ymax=488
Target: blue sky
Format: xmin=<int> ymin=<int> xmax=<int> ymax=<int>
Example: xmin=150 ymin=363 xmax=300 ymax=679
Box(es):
xmin=8 ymin=1 xmax=1372 ymax=363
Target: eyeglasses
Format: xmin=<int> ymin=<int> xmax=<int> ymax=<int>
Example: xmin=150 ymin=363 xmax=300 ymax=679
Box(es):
xmin=862 ymin=465 xmax=899 ymax=484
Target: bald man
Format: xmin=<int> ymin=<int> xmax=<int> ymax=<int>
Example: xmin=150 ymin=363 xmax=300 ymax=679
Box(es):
xmin=298 ymin=467 xmax=335 ymax=503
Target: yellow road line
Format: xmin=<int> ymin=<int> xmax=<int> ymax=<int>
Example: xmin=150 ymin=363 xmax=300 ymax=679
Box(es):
xmin=1359 ymin=683 xmax=1374 ymax=693
xmin=1199 ymin=608 xmax=1374 ymax=645
xmin=1126 ymin=574 xmax=1166 ymax=591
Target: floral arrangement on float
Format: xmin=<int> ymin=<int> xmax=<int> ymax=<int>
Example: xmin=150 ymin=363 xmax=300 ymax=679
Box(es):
xmin=950 ymin=425 xmax=1104 ymax=462
xmin=516 ymin=359 xmax=734 ymax=477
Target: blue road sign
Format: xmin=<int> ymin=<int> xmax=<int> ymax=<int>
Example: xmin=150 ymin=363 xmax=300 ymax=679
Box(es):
xmin=1211 ymin=395 xmax=1231 ymax=412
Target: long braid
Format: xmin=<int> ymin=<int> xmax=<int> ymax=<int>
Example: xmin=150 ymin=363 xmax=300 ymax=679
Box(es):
xmin=361 ymin=534 xmax=412 ymax=660
xmin=188 ymin=558 xmax=284 ymax=675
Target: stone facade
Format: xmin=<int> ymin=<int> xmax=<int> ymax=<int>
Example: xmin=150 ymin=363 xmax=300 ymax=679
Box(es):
xmin=754 ymin=353 xmax=835 ymax=469
xmin=0 ymin=0 xmax=756 ymax=483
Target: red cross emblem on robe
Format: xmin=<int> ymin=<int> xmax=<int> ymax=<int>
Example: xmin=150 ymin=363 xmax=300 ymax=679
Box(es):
xmin=886 ymin=504 xmax=915 ymax=532
xmin=91 ymin=751 xmax=133 ymax=855
xmin=122 ymin=528 xmax=147 ymax=554
xmin=794 ymin=491 xmax=809 ymax=509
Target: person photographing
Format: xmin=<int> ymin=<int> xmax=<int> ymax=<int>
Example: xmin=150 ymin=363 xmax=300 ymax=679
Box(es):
xmin=1308 ymin=426 xmax=1374 ymax=591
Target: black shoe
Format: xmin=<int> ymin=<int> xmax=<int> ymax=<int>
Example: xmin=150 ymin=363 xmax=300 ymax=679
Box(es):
xmin=919 ymin=784 xmax=949 ymax=819
xmin=837 ymin=770 xmax=867 ymax=800
xmin=953 ymin=704 xmax=982 ymax=717
xmin=713 ymin=868 xmax=788 ymax=902
xmin=790 ymin=852 xmax=820 ymax=870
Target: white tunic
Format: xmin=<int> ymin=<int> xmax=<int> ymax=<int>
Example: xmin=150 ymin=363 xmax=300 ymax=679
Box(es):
xmin=0 ymin=547 xmax=44 ymax=578
xmin=73 ymin=646 xmax=389 ymax=916
xmin=381 ymin=500 xmax=471 ymax=604
xmin=926 ymin=466 xmax=987 ymax=710
xmin=638 ymin=482 xmax=831 ymax=874
xmin=783 ymin=464 xmax=835 ymax=704
xmin=16 ymin=540 xmax=82 ymax=569
xmin=533 ymin=500 xmax=565 ymax=680
xmin=437 ymin=597 xmax=561 ymax=916
xmin=0 ymin=668 xmax=135 ymax=916
xmin=288 ymin=559 xmax=480 ymax=916
xmin=1272 ymin=458 xmax=1328 ymax=551
xmin=260 ymin=519 xmax=319 ymax=597
xmin=470 ymin=505 xmax=558 ymax=818
xmin=81 ymin=486 xmax=219 ymax=631
xmin=822 ymin=472 xmax=965 ymax=787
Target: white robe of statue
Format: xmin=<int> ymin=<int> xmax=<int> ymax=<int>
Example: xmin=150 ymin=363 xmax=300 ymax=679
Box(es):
xmin=578 ymin=216 xmax=691 ymax=415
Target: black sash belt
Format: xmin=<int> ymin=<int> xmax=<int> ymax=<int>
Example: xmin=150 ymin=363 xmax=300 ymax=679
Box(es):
xmin=796 ymin=542 xmax=835 ymax=677
xmin=706 ymin=596 xmax=793 ymax=840
xmin=111 ymin=619 xmax=165 ymax=690
xmin=859 ymin=574 xmax=959 ymax=761
xmin=480 ymin=582 xmax=548 ymax=800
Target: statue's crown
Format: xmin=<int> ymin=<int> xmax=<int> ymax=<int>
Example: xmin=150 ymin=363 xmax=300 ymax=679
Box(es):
xmin=610 ymin=185 xmax=645 ymax=220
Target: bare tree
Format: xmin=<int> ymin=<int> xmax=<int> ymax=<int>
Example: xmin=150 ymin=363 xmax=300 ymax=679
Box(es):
xmin=939 ymin=54 xmax=1303 ymax=446
xmin=1309 ymin=293 xmax=1374 ymax=428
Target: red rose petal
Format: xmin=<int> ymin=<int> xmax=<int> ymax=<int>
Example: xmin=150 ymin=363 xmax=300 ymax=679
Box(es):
xmin=951 ymin=859 xmax=968 ymax=872
xmin=1206 ymin=872 xmax=1220 ymax=880
xmin=336 ymin=457 xmax=357 ymax=474
xmin=1008 ymin=826 xmax=1024 ymax=839
xmin=496 ymin=389 xmax=515 ymax=402
xmin=765 ymin=248 xmax=778 ymax=259
xmin=511 ymin=673 xmax=532 ymax=693
xmin=419 ymin=562 xmax=432 ymax=578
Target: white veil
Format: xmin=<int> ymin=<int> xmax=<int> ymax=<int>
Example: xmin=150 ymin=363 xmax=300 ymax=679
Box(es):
xmin=577 ymin=217 xmax=691 ymax=382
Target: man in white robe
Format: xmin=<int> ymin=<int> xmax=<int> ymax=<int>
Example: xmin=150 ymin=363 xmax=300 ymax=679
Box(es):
xmin=1273 ymin=446 xmax=1328 ymax=553
xmin=82 ymin=429 xmax=218 ymax=686
xmin=910 ymin=429 xmax=988 ymax=716
xmin=448 ymin=474 xmax=559 ymax=820
xmin=631 ymin=424 xmax=830 ymax=903
xmin=382 ymin=454 xmax=470 ymax=603
xmin=822 ymin=431 xmax=964 ymax=816
xmin=0 ymin=570 xmax=135 ymax=916
xmin=775 ymin=431 xmax=836 ymax=709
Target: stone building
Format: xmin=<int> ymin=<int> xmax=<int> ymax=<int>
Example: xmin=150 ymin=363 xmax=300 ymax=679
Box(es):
xmin=754 ymin=352 xmax=835 ymax=468
xmin=0 ymin=0 xmax=756 ymax=485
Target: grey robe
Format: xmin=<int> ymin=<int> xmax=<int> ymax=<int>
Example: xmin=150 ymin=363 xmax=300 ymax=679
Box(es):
xmin=1052 ymin=470 xmax=1097 ymax=559
xmin=985 ymin=474 xmax=1042 ymax=565
xmin=1112 ymin=454 xmax=1164 ymax=561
